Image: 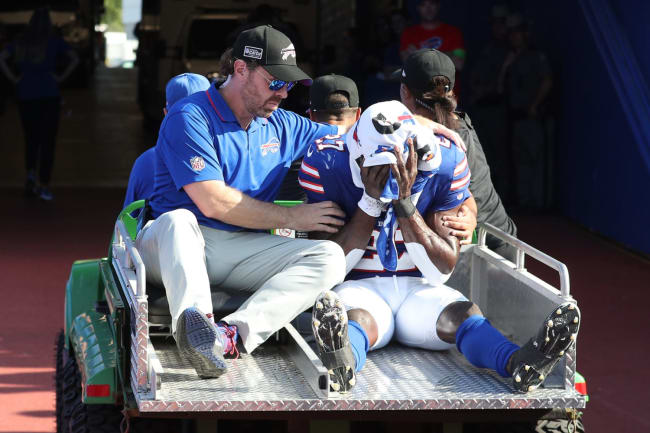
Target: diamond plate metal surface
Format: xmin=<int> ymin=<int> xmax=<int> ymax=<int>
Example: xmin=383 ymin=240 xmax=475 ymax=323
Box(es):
xmin=132 ymin=297 xmax=150 ymax=393
xmin=136 ymin=340 xmax=585 ymax=412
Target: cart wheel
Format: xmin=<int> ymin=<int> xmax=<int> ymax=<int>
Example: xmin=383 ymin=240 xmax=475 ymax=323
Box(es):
xmin=60 ymin=337 xmax=123 ymax=433
xmin=55 ymin=330 xmax=65 ymax=433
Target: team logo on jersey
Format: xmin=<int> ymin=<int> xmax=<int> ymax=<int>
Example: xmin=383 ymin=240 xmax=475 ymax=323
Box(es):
xmin=243 ymin=45 xmax=263 ymax=59
xmin=422 ymin=37 xmax=443 ymax=50
xmin=398 ymin=111 xmax=416 ymax=125
xmin=261 ymin=137 xmax=281 ymax=156
xmin=280 ymin=43 xmax=296 ymax=61
xmin=190 ymin=156 xmax=205 ymax=171
xmin=456 ymin=192 xmax=464 ymax=201
xmin=372 ymin=113 xmax=402 ymax=135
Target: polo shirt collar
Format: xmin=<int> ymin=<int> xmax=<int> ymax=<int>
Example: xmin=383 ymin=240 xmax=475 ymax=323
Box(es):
xmin=207 ymin=83 xmax=268 ymax=133
xmin=206 ymin=84 xmax=237 ymax=123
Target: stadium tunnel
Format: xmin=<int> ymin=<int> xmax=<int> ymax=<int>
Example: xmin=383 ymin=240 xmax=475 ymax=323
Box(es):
xmin=0 ymin=0 xmax=648 ymax=432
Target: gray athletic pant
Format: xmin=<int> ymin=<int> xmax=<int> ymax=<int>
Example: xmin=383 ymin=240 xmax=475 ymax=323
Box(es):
xmin=136 ymin=209 xmax=346 ymax=353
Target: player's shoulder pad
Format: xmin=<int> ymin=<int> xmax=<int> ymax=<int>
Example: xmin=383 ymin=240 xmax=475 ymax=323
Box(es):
xmin=312 ymin=134 xmax=347 ymax=154
xmin=434 ymin=132 xmax=467 ymax=154
xmin=302 ymin=134 xmax=349 ymax=180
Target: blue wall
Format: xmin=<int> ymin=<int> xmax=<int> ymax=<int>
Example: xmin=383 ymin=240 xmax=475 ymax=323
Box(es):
xmin=434 ymin=0 xmax=650 ymax=255
xmin=522 ymin=0 xmax=650 ymax=255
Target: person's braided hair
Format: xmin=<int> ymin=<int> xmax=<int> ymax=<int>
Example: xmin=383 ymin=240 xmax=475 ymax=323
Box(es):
xmin=412 ymin=75 xmax=459 ymax=130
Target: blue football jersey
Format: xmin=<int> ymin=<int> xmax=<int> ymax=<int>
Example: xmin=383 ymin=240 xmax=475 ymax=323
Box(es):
xmin=299 ymin=133 xmax=471 ymax=280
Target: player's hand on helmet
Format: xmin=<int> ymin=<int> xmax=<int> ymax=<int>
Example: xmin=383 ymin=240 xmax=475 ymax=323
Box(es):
xmin=287 ymin=201 xmax=346 ymax=233
xmin=442 ymin=203 xmax=477 ymax=245
xmin=360 ymin=162 xmax=390 ymax=200
xmin=392 ymin=137 xmax=418 ymax=199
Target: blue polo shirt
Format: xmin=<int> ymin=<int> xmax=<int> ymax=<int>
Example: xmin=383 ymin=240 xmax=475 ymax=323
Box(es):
xmin=150 ymin=84 xmax=337 ymax=231
xmin=123 ymin=147 xmax=156 ymax=209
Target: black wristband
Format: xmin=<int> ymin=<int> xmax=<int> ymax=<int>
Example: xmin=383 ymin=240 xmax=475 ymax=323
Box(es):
xmin=394 ymin=197 xmax=416 ymax=218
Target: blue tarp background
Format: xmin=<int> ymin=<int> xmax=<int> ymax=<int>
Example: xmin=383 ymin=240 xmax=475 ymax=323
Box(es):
xmin=421 ymin=0 xmax=650 ymax=255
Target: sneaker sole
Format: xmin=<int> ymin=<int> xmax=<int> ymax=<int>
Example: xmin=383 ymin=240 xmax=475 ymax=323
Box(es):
xmin=312 ymin=291 xmax=356 ymax=393
xmin=512 ymin=302 xmax=581 ymax=392
xmin=176 ymin=308 xmax=227 ymax=379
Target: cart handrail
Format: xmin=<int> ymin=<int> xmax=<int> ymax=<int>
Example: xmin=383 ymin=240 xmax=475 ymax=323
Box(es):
xmin=114 ymin=219 xmax=146 ymax=298
xmin=478 ymin=223 xmax=570 ymax=297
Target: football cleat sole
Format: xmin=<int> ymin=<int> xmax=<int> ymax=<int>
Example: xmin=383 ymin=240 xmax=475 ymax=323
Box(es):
xmin=176 ymin=307 xmax=227 ymax=379
xmin=312 ymin=291 xmax=356 ymax=393
xmin=510 ymin=302 xmax=581 ymax=392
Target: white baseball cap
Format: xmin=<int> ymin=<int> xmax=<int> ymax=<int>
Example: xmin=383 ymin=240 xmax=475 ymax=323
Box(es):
xmin=346 ymin=100 xmax=441 ymax=171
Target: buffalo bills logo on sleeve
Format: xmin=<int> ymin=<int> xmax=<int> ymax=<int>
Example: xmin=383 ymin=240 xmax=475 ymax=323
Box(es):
xmin=190 ymin=156 xmax=205 ymax=171
xmin=372 ymin=113 xmax=402 ymax=135
xmin=315 ymin=135 xmax=345 ymax=152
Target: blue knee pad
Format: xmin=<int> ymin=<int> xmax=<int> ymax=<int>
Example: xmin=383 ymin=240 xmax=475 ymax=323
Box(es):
xmin=348 ymin=320 xmax=369 ymax=372
xmin=455 ymin=315 xmax=519 ymax=377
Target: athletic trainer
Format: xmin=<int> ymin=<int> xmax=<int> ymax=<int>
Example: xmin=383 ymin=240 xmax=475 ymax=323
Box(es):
xmin=136 ymin=25 xmax=349 ymax=379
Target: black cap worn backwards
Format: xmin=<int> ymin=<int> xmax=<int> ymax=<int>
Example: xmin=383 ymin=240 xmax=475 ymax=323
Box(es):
xmin=233 ymin=24 xmax=312 ymax=85
xmin=309 ymin=74 xmax=360 ymax=111
xmin=394 ymin=48 xmax=456 ymax=93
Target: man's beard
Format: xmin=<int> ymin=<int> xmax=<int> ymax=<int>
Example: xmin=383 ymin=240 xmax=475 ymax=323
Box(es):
xmin=243 ymin=76 xmax=283 ymax=118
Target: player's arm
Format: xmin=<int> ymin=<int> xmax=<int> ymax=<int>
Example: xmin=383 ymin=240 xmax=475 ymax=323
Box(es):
xmin=442 ymin=193 xmax=477 ymax=245
xmin=391 ymin=138 xmax=460 ymax=274
xmin=312 ymin=164 xmax=390 ymax=255
xmin=184 ymin=180 xmax=345 ymax=232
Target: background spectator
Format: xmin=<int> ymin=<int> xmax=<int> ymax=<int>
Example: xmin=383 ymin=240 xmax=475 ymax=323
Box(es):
xmin=400 ymin=0 xmax=465 ymax=95
xmin=499 ymin=13 xmax=553 ymax=210
xmin=469 ymin=4 xmax=510 ymax=196
xmin=0 ymin=8 xmax=79 ymax=200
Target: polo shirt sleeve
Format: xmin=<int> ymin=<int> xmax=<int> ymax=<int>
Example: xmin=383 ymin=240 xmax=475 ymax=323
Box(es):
xmin=277 ymin=110 xmax=337 ymax=161
xmin=158 ymin=106 xmax=224 ymax=190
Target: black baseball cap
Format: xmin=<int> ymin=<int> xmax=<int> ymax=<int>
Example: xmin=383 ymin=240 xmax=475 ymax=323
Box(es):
xmin=309 ymin=74 xmax=359 ymax=111
xmin=233 ymin=25 xmax=312 ymax=85
xmin=393 ymin=48 xmax=456 ymax=93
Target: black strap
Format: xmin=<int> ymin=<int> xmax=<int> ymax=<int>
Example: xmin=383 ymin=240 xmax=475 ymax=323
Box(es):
xmin=136 ymin=199 xmax=153 ymax=234
xmin=394 ymin=197 xmax=416 ymax=218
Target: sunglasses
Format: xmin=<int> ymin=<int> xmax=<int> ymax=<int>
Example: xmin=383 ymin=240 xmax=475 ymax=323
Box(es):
xmin=255 ymin=69 xmax=295 ymax=92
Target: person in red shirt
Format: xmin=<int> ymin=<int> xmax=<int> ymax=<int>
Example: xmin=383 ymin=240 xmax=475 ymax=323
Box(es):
xmin=400 ymin=0 xmax=465 ymax=73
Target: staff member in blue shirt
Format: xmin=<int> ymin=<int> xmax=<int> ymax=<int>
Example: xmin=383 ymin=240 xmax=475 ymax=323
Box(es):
xmin=135 ymin=25 xmax=349 ymax=379
xmin=0 ymin=8 xmax=79 ymax=200
xmin=123 ymin=73 xmax=211 ymax=209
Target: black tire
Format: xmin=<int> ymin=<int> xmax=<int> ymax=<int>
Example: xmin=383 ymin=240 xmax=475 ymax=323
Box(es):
xmin=60 ymin=337 xmax=123 ymax=433
xmin=56 ymin=330 xmax=182 ymax=433
xmin=55 ymin=330 xmax=65 ymax=433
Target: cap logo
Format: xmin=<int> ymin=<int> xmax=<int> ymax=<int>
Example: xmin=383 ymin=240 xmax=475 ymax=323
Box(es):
xmin=371 ymin=113 xmax=401 ymax=135
xmin=243 ymin=46 xmax=263 ymax=60
xmin=280 ymin=43 xmax=296 ymax=61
